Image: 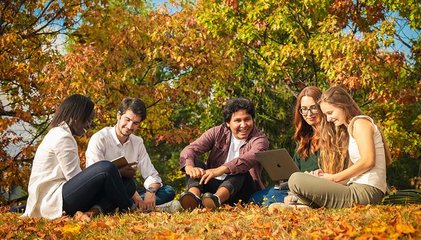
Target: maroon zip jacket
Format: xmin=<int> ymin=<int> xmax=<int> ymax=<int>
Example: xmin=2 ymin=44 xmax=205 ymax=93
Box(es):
xmin=179 ymin=124 xmax=269 ymax=189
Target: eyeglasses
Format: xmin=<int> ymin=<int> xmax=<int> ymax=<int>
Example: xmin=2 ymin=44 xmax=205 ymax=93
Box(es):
xmin=299 ymin=105 xmax=319 ymax=115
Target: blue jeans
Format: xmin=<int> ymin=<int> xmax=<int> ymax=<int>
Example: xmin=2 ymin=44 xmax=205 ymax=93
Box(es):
xmin=137 ymin=185 xmax=175 ymax=205
xmin=62 ymin=161 xmax=134 ymax=215
xmin=248 ymin=187 xmax=289 ymax=206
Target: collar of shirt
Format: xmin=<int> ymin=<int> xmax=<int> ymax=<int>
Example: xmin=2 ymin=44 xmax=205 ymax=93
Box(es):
xmin=231 ymin=134 xmax=246 ymax=152
xmin=111 ymin=125 xmax=132 ymax=147
xmin=58 ymin=121 xmax=72 ymax=134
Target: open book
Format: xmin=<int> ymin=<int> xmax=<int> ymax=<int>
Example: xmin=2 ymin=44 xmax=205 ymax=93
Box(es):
xmin=111 ymin=156 xmax=129 ymax=168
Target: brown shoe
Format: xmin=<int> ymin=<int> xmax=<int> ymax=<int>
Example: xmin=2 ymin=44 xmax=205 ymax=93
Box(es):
xmin=179 ymin=191 xmax=201 ymax=210
xmin=201 ymin=192 xmax=221 ymax=210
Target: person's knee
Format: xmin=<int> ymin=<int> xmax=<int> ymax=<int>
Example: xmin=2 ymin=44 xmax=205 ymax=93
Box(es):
xmin=288 ymin=172 xmax=304 ymax=193
xmin=186 ymin=176 xmax=200 ymax=186
xmin=223 ymin=173 xmax=246 ymax=193
xmin=93 ymin=160 xmax=117 ymax=173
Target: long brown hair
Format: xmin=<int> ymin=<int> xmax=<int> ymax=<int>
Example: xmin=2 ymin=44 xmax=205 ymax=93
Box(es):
xmin=293 ymin=86 xmax=322 ymax=159
xmin=318 ymin=86 xmax=391 ymax=173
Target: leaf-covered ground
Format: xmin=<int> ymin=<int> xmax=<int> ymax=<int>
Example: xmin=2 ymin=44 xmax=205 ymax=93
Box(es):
xmin=0 ymin=204 xmax=419 ymax=239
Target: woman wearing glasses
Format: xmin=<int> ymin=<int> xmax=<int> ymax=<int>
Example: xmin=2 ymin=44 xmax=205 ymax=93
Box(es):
xmin=288 ymin=86 xmax=391 ymax=208
xmin=249 ymin=86 xmax=322 ymax=206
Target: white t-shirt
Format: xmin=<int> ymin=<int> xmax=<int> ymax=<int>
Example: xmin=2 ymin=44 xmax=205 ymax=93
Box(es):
xmin=215 ymin=134 xmax=246 ymax=180
xmin=347 ymin=116 xmax=387 ymax=193
xmin=86 ymin=126 xmax=162 ymax=189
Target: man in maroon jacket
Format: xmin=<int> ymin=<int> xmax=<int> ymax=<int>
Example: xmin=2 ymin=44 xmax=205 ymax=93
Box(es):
xmin=179 ymin=98 xmax=269 ymax=210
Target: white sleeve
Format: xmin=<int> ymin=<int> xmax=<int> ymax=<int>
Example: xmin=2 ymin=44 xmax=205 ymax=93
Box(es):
xmin=54 ymin=134 xmax=81 ymax=180
xmin=137 ymin=143 xmax=162 ymax=189
xmin=86 ymin=133 xmax=106 ymax=167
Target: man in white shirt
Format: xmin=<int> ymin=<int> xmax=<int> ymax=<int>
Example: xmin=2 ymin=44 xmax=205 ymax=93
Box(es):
xmin=86 ymin=98 xmax=176 ymax=212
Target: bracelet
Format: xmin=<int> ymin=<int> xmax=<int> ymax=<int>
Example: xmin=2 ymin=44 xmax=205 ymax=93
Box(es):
xmin=146 ymin=187 xmax=158 ymax=193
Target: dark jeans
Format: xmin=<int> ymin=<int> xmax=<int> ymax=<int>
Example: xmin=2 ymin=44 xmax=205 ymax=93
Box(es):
xmin=137 ymin=185 xmax=176 ymax=205
xmin=186 ymin=161 xmax=259 ymax=205
xmin=62 ymin=161 xmax=135 ymax=215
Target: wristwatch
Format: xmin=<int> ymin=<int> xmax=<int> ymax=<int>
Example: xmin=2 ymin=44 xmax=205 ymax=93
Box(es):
xmin=146 ymin=187 xmax=158 ymax=193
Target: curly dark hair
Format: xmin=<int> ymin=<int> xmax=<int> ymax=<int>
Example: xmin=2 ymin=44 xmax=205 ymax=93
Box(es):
xmin=223 ymin=98 xmax=255 ymax=123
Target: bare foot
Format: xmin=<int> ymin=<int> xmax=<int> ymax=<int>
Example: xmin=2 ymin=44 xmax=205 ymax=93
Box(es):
xmin=74 ymin=211 xmax=91 ymax=222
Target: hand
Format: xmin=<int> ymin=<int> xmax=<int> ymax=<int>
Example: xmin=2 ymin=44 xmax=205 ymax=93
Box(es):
xmin=321 ymin=173 xmax=335 ymax=182
xmin=132 ymin=191 xmax=144 ymax=209
xmin=185 ymin=165 xmax=205 ymax=179
xmin=199 ymin=166 xmax=228 ymax=185
xmin=119 ymin=162 xmax=138 ymax=178
xmin=143 ymin=192 xmax=156 ymax=212
xmin=306 ymin=169 xmax=324 ymax=177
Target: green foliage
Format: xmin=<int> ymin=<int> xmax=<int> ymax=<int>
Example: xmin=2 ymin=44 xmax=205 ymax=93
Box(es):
xmin=387 ymin=154 xmax=421 ymax=190
xmin=194 ymin=0 xmax=420 ymax=189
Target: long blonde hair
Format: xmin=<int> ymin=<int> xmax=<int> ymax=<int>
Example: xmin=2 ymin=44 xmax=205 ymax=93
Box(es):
xmin=319 ymin=86 xmax=362 ymax=173
xmin=319 ymin=86 xmax=391 ymax=173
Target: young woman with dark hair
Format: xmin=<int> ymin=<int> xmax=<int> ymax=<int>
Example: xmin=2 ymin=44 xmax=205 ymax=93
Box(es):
xmin=23 ymin=94 xmax=136 ymax=219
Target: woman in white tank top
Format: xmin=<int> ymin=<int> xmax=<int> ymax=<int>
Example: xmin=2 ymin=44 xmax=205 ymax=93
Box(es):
xmin=288 ymin=86 xmax=391 ymax=208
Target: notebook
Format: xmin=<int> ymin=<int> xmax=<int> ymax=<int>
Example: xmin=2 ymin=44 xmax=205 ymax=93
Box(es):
xmin=255 ymin=148 xmax=299 ymax=181
xmin=111 ymin=156 xmax=129 ymax=168
xmin=111 ymin=156 xmax=138 ymax=169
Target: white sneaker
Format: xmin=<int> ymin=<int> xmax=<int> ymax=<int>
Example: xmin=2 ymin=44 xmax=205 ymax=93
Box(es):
xmin=268 ymin=202 xmax=310 ymax=213
xmin=155 ymin=200 xmax=182 ymax=213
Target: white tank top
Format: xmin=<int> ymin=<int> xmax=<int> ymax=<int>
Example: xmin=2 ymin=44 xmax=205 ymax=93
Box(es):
xmin=347 ymin=116 xmax=387 ymax=193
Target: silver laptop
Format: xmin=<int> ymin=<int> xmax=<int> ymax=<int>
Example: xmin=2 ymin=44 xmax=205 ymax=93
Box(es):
xmin=255 ymin=148 xmax=299 ymax=181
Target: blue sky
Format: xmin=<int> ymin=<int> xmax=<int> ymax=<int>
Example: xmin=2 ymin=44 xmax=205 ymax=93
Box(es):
xmin=151 ymin=0 xmax=182 ymax=13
